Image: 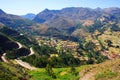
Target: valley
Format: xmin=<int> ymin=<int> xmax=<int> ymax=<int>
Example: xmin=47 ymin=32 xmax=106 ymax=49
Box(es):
xmin=0 ymin=7 xmax=120 ymax=80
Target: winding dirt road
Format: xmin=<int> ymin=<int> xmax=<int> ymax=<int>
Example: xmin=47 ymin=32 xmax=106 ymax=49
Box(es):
xmin=16 ymin=42 xmax=22 ymax=49
xmin=1 ymin=53 xmax=9 ymax=63
xmin=29 ymin=47 xmax=34 ymax=56
xmin=15 ymin=42 xmax=36 ymax=70
xmin=1 ymin=41 xmax=36 ymax=70
xmin=15 ymin=46 xmax=36 ymax=70
xmin=15 ymin=59 xmax=37 ymax=70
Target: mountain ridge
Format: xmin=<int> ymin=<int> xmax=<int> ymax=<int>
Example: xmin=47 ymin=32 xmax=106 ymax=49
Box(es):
xmin=0 ymin=9 xmax=34 ymax=28
xmin=21 ymin=13 xmax=36 ymax=20
xmin=0 ymin=9 xmax=6 ymax=15
xmin=32 ymin=7 xmax=120 ymax=37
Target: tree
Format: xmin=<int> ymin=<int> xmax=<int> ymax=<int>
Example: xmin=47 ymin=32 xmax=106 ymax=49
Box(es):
xmin=85 ymin=41 xmax=96 ymax=51
xmin=70 ymin=65 xmax=78 ymax=76
xmin=45 ymin=64 xmax=56 ymax=79
xmin=106 ymin=40 xmax=113 ymax=47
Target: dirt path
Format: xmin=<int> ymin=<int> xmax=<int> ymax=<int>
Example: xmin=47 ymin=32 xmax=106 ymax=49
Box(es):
xmin=79 ymin=72 xmax=95 ymax=80
xmin=1 ymin=53 xmax=9 ymax=63
xmin=15 ymin=47 xmax=36 ymax=70
xmin=16 ymin=42 xmax=22 ymax=49
xmin=15 ymin=59 xmax=37 ymax=70
xmin=15 ymin=42 xmax=36 ymax=70
xmin=1 ymin=41 xmax=36 ymax=70
xmin=29 ymin=47 xmax=34 ymax=56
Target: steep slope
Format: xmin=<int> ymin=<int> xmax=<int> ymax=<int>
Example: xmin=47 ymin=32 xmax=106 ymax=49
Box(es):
xmin=0 ymin=27 xmax=34 ymax=47
xmin=0 ymin=27 xmax=33 ymax=59
xmin=0 ymin=9 xmax=6 ymax=15
xmin=0 ymin=34 xmax=19 ymax=55
xmin=80 ymin=58 xmax=120 ymax=80
xmin=0 ymin=62 xmax=30 ymax=80
xmin=0 ymin=9 xmax=34 ymax=28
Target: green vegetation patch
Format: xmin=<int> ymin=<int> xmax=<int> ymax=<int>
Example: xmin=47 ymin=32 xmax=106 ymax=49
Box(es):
xmin=29 ymin=65 xmax=89 ymax=80
xmin=0 ymin=62 xmax=30 ymax=80
xmin=95 ymin=70 xmax=118 ymax=80
xmin=29 ymin=67 xmax=80 ymax=80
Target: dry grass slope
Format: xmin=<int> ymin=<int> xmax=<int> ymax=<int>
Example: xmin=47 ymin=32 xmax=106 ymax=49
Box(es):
xmin=79 ymin=59 xmax=120 ymax=80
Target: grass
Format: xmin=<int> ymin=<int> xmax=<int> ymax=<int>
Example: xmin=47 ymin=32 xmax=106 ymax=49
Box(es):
xmin=0 ymin=62 xmax=29 ymax=80
xmin=29 ymin=65 xmax=89 ymax=80
xmin=1 ymin=62 xmax=18 ymax=74
xmin=95 ymin=70 xmax=118 ymax=80
xmin=79 ymin=59 xmax=120 ymax=80
xmin=29 ymin=68 xmax=79 ymax=80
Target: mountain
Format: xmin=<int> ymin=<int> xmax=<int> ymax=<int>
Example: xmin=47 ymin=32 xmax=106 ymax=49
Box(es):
xmin=0 ymin=7 xmax=120 ymax=80
xmin=0 ymin=9 xmax=34 ymax=28
xmin=0 ymin=9 xmax=6 ymax=15
xmin=32 ymin=7 xmax=120 ymax=37
xmin=33 ymin=7 xmax=101 ymax=25
xmin=34 ymin=7 xmax=120 ymax=22
xmin=34 ymin=7 xmax=120 ymax=25
xmin=21 ymin=13 xmax=36 ymax=20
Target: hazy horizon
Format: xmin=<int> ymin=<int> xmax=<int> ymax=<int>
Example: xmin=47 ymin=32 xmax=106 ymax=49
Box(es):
xmin=0 ymin=0 xmax=120 ymax=15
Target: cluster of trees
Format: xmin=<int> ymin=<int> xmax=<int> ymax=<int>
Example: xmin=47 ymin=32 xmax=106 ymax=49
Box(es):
xmin=77 ymin=41 xmax=108 ymax=64
xmin=0 ymin=27 xmax=20 ymax=36
xmin=6 ymin=48 xmax=30 ymax=59
xmin=14 ymin=35 xmax=33 ymax=48
xmin=111 ymin=24 xmax=120 ymax=31
xmin=48 ymin=53 xmax=80 ymax=67
xmin=45 ymin=63 xmax=78 ymax=79
xmin=45 ymin=64 xmax=56 ymax=79
xmin=22 ymin=55 xmax=48 ymax=67
xmin=33 ymin=44 xmax=57 ymax=56
xmin=21 ymin=36 xmax=108 ymax=68
xmin=87 ymin=21 xmax=103 ymax=33
xmin=22 ymin=52 xmax=80 ymax=68
xmin=0 ymin=34 xmax=19 ymax=55
xmin=0 ymin=27 xmax=34 ymax=48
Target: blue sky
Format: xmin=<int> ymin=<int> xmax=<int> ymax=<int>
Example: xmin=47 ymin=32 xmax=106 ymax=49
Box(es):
xmin=0 ymin=0 xmax=120 ymax=15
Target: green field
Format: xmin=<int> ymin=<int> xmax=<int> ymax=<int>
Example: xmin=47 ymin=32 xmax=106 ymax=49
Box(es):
xmin=29 ymin=65 xmax=89 ymax=80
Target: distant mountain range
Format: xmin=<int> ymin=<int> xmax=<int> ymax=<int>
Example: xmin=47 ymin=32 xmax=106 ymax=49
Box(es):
xmin=32 ymin=7 xmax=120 ymax=37
xmin=0 ymin=7 xmax=120 ymax=37
xmin=34 ymin=7 xmax=120 ymax=25
xmin=21 ymin=13 xmax=36 ymax=20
